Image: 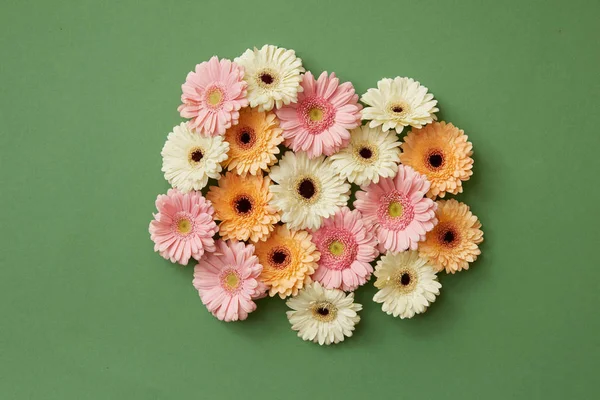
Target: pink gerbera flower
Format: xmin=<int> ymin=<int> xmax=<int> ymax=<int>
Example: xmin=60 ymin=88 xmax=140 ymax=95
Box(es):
xmin=178 ymin=56 xmax=248 ymax=136
xmin=149 ymin=189 xmax=218 ymax=265
xmin=311 ymin=207 xmax=379 ymax=291
xmin=193 ymin=240 xmax=267 ymax=322
xmin=275 ymin=71 xmax=362 ymax=158
xmin=354 ymin=165 xmax=438 ymax=253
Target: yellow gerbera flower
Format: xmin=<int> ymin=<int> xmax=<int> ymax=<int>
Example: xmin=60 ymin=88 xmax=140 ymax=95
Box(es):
xmin=222 ymin=107 xmax=283 ymax=176
xmin=400 ymin=121 xmax=473 ymax=198
xmin=206 ymin=172 xmax=280 ymax=242
xmin=254 ymin=225 xmax=320 ymax=298
xmin=419 ymin=199 xmax=483 ymax=274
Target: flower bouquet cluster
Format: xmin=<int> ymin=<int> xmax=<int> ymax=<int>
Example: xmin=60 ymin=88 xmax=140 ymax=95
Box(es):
xmin=149 ymin=45 xmax=484 ymax=345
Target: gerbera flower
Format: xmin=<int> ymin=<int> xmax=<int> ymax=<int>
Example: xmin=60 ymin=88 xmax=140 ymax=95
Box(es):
xmin=161 ymin=122 xmax=229 ymax=192
xmin=419 ymin=199 xmax=483 ymax=274
xmin=354 ymin=164 xmax=437 ymax=253
xmin=310 ymin=207 xmax=378 ymax=291
xmin=286 ymin=282 xmax=362 ymax=345
xmin=361 ymin=77 xmax=438 ymax=133
xmin=254 ymin=225 xmax=320 ymax=298
xmin=149 ymin=189 xmax=217 ymax=265
xmin=269 ymin=151 xmax=350 ymax=230
xmin=193 ymin=240 xmax=266 ymax=322
xmin=222 ymin=107 xmax=283 ymax=176
xmin=400 ymin=122 xmax=473 ymax=198
xmin=275 ymin=71 xmax=362 ymax=158
xmin=329 ymin=125 xmax=401 ymax=186
xmin=234 ymin=44 xmax=304 ymax=112
xmin=206 ymin=172 xmax=279 ymax=242
xmin=178 ymin=56 xmax=248 ymax=136
xmin=373 ymin=251 xmax=441 ymax=319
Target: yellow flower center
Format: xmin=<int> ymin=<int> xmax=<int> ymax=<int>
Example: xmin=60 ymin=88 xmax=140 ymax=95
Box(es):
xmin=388 ymin=201 xmax=404 ymax=218
xmin=308 ymin=107 xmax=324 ymax=122
xmin=328 ymin=240 xmax=345 ymax=256
xmin=311 ymin=302 xmax=337 ymax=322
xmin=177 ymin=218 xmax=192 ymax=234
xmin=224 ymin=271 xmax=240 ymax=290
xmin=207 ymin=88 xmax=223 ymax=106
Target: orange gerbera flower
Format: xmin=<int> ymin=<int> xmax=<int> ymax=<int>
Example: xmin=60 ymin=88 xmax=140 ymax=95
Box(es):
xmin=254 ymin=225 xmax=320 ymax=298
xmin=400 ymin=121 xmax=473 ymax=198
xmin=222 ymin=107 xmax=283 ymax=176
xmin=419 ymin=199 xmax=483 ymax=274
xmin=206 ymin=172 xmax=280 ymax=242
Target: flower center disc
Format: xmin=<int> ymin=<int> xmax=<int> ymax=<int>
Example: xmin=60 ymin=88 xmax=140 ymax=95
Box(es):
xmin=297 ymin=178 xmax=317 ymax=200
xmin=177 ymin=218 xmax=192 ymax=234
xmin=222 ymin=270 xmax=241 ymax=291
xmin=234 ymin=196 xmax=253 ymax=214
xmin=388 ymin=201 xmax=404 ymax=218
xmin=328 ymin=240 xmax=345 ymax=256
xmin=269 ymin=247 xmax=291 ymax=270
xmin=312 ymin=302 xmax=337 ymax=322
xmin=260 ymin=73 xmax=274 ymax=85
xmin=359 ymin=147 xmax=373 ymax=159
xmin=308 ymin=107 xmax=324 ymax=122
xmin=400 ymin=273 xmax=411 ymax=286
xmin=428 ymin=152 xmax=444 ymax=169
xmin=207 ymin=88 xmax=223 ymax=106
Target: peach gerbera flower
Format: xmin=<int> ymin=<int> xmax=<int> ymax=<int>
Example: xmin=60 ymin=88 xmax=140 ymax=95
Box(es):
xmin=400 ymin=121 xmax=473 ymax=198
xmin=222 ymin=107 xmax=283 ymax=176
xmin=254 ymin=225 xmax=320 ymax=298
xmin=206 ymin=172 xmax=280 ymax=242
xmin=419 ymin=199 xmax=484 ymax=274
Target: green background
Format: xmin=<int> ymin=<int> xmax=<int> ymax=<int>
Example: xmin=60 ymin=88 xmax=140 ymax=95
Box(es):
xmin=1 ymin=0 xmax=599 ymax=398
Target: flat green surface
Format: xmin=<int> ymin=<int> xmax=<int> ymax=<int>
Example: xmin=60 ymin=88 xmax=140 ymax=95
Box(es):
xmin=1 ymin=0 xmax=599 ymax=398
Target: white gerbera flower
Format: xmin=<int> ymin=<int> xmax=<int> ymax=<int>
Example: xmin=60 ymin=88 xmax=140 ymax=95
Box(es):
xmin=235 ymin=44 xmax=304 ymax=112
xmin=373 ymin=251 xmax=442 ymax=319
xmin=286 ymin=282 xmax=362 ymax=345
xmin=161 ymin=122 xmax=229 ymax=192
xmin=361 ymin=77 xmax=439 ymax=133
xmin=329 ymin=125 xmax=401 ymax=185
xmin=269 ymin=151 xmax=350 ymax=230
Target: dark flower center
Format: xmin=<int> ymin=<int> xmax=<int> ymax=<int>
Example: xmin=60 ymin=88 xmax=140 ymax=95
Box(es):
xmin=191 ymin=150 xmax=203 ymax=162
xmin=429 ymin=153 xmax=443 ymax=168
xmin=392 ymin=106 xmax=404 ymax=113
xmin=298 ymin=179 xmax=316 ymax=199
xmin=260 ymin=73 xmax=274 ymax=85
xmin=316 ymin=307 xmax=329 ymax=316
xmin=359 ymin=147 xmax=373 ymax=159
xmin=235 ymin=197 xmax=252 ymax=214
xmin=240 ymin=130 xmax=251 ymax=144
xmin=400 ymin=273 xmax=411 ymax=286
xmin=443 ymin=230 xmax=455 ymax=244
xmin=271 ymin=250 xmax=288 ymax=265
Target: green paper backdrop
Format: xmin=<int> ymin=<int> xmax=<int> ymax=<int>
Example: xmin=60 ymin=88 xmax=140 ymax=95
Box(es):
xmin=1 ymin=0 xmax=598 ymax=398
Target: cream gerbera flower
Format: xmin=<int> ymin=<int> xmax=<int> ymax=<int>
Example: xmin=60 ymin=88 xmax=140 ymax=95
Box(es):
xmin=255 ymin=225 xmax=320 ymax=298
xmin=161 ymin=122 xmax=229 ymax=192
xmin=235 ymin=44 xmax=304 ymax=112
xmin=361 ymin=77 xmax=438 ymax=133
xmin=206 ymin=172 xmax=280 ymax=242
xmin=222 ymin=107 xmax=283 ymax=176
xmin=329 ymin=125 xmax=401 ymax=185
xmin=269 ymin=151 xmax=350 ymax=230
xmin=286 ymin=282 xmax=362 ymax=345
xmin=373 ymin=251 xmax=441 ymax=319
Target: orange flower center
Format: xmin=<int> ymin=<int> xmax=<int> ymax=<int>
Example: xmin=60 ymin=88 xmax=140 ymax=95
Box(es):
xmin=426 ymin=150 xmax=445 ymax=170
